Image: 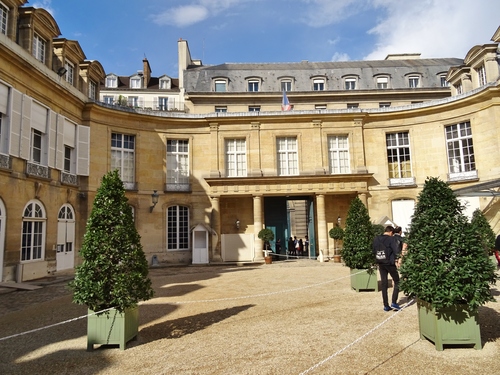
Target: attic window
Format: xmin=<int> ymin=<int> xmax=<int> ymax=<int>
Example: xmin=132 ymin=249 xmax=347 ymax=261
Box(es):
xmin=376 ymin=76 xmax=389 ymax=89
xmin=214 ymin=79 xmax=227 ymax=92
xmin=130 ymin=77 xmax=141 ymax=89
xmin=106 ymin=75 xmax=117 ymax=88
xmin=159 ymin=78 xmax=171 ymax=90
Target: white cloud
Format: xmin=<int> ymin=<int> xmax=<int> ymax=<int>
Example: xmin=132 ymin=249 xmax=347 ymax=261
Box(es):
xmin=299 ymin=0 xmax=368 ymax=27
xmin=364 ymin=0 xmax=500 ymax=60
xmin=31 ymin=0 xmax=54 ymax=15
xmin=331 ymin=52 xmax=350 ymax=61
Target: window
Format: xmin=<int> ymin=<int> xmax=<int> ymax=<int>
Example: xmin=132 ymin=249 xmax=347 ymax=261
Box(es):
xmin=65 ymin=61 xmax=74 ymax=85
xmin=281 ymin=80 xmax=292 ymax=92
xmin=440 ymin=75 xmax=449 ymax=87
xmin=248 ymin=106 xmax=260 ymax=112
xmin=64 ymin=145 xmax=73 ymax=173
xmin=313 ymin=78 xmax=325 ymax=91
xmin=315 ymin=104 xmax=327 ymax=110
xmin=477 ymin=65 xmax=487 ymax=86
xmin=130 ymin=77 xmax=141 ymax=89
xmin=128 ymin=96 xmax=139 ymax=107
xmin=408 ymin=76 xmax=419 ymax=88
xmin=445 ymin=121 xmax=475 ymax=174
xmin=167 ymin=205 xmax=189 ymax=251
xmin=277 ymin=137 xmax=298 ymax=176
xmin=158 ymin=97 xmax=168 ymax=111
xmin=379 ymin=102 xmax=391 ymax=108
xmin=455 ymin=84 xmax=463 ymax=95
xmin=89 ymin=80 xmax=97 ymax=100
xmin=111 ymin=133 xmax=135 ymax=185
xmin=376 ymin=77 xmax=388 ymax=89
xmin=105 ymin=75 xmax=117 ymax=88
xmin=0 ymin=2 xmax=7 ymax=35
xmin=31 ymin=129 xmax=42 ymax=164
xmin=32 ymin=34 xmax=46 ymax=63
xmin=159 ymin=78 xmax=170 ymax=89
xmin=386 ymin=132 xmax=412 ymax=178
xmin=226 ymin=139 xmax=247 ymax=177
xmin=214 ymin=79 xmax=227 ymax=92
xmin=215 ymin=106 xmax=227 ymax=113
xmin=21 ymin=201 xmax=46 ymax=261
xmin=328 ymin=135 xmax=350 ymax=174
xmin=166 ymin=139 xmax=189 ymax=187
xmin=345 ymin=78 xmax=356 ymax=90
xmin=248 ymin=80 xmax=259 ymax=92
xmin=347 ymin=103 xmax=359 ymax=109
xmin=103 ymin=96 xmax=114 ymax=105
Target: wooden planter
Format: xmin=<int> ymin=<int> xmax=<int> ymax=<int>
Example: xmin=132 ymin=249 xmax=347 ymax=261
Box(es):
xmin=87 ymin=306 xmax=139 ymax=351
xmin=350 ymin=268 xmax=378 ymax=292
xmin=417 ymin=299 xmax=482 ymax=350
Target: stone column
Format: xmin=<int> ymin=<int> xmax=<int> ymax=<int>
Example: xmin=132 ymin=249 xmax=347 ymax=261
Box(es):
xmin=358 ymin=192 xmax=367 ymax=207
xmin=210 ymin=196 xmax=222 ymax=262
xmin=316 ymin=194 xmax=328 ymax=257
xmin=253 ymin=195 xmax=264 ymax=261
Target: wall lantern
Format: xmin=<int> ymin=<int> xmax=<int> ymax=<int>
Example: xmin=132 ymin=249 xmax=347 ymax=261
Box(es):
xmin=57 ymin=67 xmax=67 ymax=76
xmin=150 ymin=190 xmax=159 ymax=213
xmin=235 ymin=219 xmax=240 ymax=229
xmin=337 ymin=215 xmax=341 ymax=226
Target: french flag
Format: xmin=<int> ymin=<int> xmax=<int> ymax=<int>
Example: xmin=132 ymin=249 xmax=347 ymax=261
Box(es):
xmin=281 ymin=90 xmax=292 ymax=111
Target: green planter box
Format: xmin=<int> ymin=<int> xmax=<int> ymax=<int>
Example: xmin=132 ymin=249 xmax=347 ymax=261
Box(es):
xmin=417 ymin=299 xmax=482 ymax=351
xmin=87 ymin=306 xmax=139 ymax=351
xmin=350 ymin=268 xmax=378 ymax=292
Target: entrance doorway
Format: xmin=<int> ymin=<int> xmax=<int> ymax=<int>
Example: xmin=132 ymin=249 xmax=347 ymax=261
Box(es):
xmin=263 ymin=196 xmax=316 ymax=259
xmin=56 ymin=204 xmax=75 ymax=271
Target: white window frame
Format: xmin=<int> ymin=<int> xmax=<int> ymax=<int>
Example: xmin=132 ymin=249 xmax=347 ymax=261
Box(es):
xmin=103 ymin=96 xmax=114 ymax=105
xmin=445 ymin=121 xmax=475 ymax=174
xmin=313 ymin=78 xmax=325 ymax=91
xmin=159 ymin=78 xmax=170 ymax=89
xmin=277 ymin=137 xmax=298 ymax=176
xmin=477 ymin=65 xmax=487 ymax=86
xmin=386 ymin=132 xmax=412 ymax=179
xmin=248 ymin=79 xmax=260 ymax=92
xmin=0 ymin=2 xmax=7 ymax=35
xmin=248 ymin=106 xmax=260 ymax=112
xmin=214 ymin=79 xmax=227 ymax=92
xmin=281 ymin=79 xmax=292 ymax=92
xmin=408 ymin=76 xmax=420 ymax=88
xmin=328 ymin=135 xmax=350 ymax=174
xmin=440 ymin=75 xmax=449 ymax=87
xmin=65 ymin=61 xmax=74 ymax=85
xmin=32 ymin=33 xmax=46 ymax=63
xmin=89 ymin=80 xmax=97 ymax=100
xmin=128 ymin=96 xmax=139 ymax=107
xmin=21 ymin=200 xmax=46 ymax=262
xmin=344 ymin=78 xmax=356 ymax=90
xmin=376 ymin=76 xmax=388 ymax=89
xmin=166 ymin=139 xmax=189 ymax=185
xmin=226 ymin=139 xmax=247 ymax=177
xmin=105 ymin=75 xmax=118 ymax=88
xmin=167 ymin=205 xmax=189 ymax=251
xmin=158 ymin=97 xmax=169 ymax=111
xmin=111 ymin=133 xmax=135 ymax=186
xmin=215 ymin=106 xmax=227 ymax=113
xmin=130 ymin=76 xmax=142 ymax=89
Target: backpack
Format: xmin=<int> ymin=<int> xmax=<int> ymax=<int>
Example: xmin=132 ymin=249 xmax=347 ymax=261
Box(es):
xmin=374 ymin=235 xmax=392 ymax=265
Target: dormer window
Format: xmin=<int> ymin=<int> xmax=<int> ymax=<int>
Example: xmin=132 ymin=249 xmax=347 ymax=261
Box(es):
xmin=408 ymin=75 xmax=420 ymax=88
xmin=344 ymin=77 xmax=357 ymax=90
xmin=64 ymin=61 xmax=74 ymax=85
xmin=476 ymin=65 xmax=487 ymax=86
xmin=32 ymin=33 xmax=46 ymax=63
xmin=376 ymin=76 xmax=389 ymax=89
xmin=0 ymin=2 xmax=8 ymax=35
xmin=440 ymin=74 xmax=449 ymax=87
xmin=247 ymin=79 xmax=260 ymax=92
xmin=159 ymin=77 xmax=171 ymax=90
xmin=214 ymin=78 xmax=227 ymax=92
xmin=130 ymin=76 xmax=142 ymax=89
xmin=106 ymin=75 xmax=118 ymax=88
xmin=280 ymin=78 xmax=293 ymax=92
xmin=313 ymin=77 xmax=325 ymax=91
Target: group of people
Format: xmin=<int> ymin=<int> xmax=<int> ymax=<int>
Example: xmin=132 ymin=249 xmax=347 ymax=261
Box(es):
xmin=372 ymin=225 xmax=407 ymax=312
xmin=286 ymin=236 xmax=309 ymax=257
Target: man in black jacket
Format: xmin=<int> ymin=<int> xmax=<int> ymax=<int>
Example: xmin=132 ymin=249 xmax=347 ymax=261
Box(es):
xmin=373 ymin=226 xmax=401 ymax=311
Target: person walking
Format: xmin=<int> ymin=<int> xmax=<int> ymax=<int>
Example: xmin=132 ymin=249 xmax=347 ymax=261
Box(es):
xmin=373 ymin=225 xmax=401 ymax=311
xmin=392 ymin=226 xmax=407 ymax=268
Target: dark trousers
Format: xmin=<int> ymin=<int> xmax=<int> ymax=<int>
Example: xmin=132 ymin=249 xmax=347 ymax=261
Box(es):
xmin=378 ymin=264 xmax=400 ymax=306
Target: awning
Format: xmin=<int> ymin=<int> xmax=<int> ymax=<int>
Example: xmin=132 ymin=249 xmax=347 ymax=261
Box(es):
xmin=453 ymin=178 xmax=500 ymax=197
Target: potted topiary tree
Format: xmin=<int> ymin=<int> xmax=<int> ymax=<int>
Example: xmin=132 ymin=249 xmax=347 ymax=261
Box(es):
xmin=470 ymin=208 xmax=497 ymax=267
xmin=258 ymin=228 xmax=275 ymax=264
xmin=400 ymin=177 xmax=498 ymax=350
xmin=342 ymin=196 xmax=377 ymax=292
xmin=329 ymin=225 xmax=344 ymax=263
xmin=70 ymin=170 xmax=154 ymax=350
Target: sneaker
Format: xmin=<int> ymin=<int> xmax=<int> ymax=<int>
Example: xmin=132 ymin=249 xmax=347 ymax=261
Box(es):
xmin=391 ymin=303 xmax=401 ymax=311
xmin=383 ymin=306 xmax=391 ymax=312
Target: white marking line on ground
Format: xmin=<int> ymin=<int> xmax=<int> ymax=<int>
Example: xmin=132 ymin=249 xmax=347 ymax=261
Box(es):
xmin=0 ymin=269 xmax=368 ymax=342
xmin=298 ymin=299 xmax=416 ymax=375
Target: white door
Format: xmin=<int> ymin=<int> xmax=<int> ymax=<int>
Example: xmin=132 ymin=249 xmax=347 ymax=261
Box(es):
xmin=0 ymin=199 xmax=5 ymax=281
xmin=192 ymin=224 xmax=209 ymax=264
xmin=56 ymin=204 xmax=75 ymax=271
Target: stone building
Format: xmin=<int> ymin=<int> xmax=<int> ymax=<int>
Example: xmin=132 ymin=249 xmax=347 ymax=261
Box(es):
xmin=0 ymin=1 xmax=499 ymax=281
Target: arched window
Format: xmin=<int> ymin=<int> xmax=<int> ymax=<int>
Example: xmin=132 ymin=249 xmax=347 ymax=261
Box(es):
xmin=21 ymin=200 xmax=46 ymax=261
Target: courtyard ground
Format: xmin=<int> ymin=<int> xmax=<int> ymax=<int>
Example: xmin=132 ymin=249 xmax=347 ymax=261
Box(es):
xmin=0 ymin=259 xmax=499 ymax=374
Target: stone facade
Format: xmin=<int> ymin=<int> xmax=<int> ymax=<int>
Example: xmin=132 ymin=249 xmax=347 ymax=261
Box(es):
xmin=0 ymin=2 xmax=499 ymax=281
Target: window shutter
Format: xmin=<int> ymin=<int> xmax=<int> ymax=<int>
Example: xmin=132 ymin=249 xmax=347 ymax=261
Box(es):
xmin=20 ymin=95 xmax=32 ymax=160
xmin=76 ymin=125 xmax=90 ymax=176
xmin=9 ymin=89 xmax=23 ymax=157
xmin=0 ymin=83 xmax=8 ymax=114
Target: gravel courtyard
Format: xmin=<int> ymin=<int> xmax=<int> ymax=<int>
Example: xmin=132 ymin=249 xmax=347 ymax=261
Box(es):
xmin=0 ymin=259 xmax=499 ymax=375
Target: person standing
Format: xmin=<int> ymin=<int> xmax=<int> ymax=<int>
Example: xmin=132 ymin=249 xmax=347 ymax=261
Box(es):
xmin=288 ymin=237 xmax=295 ymax=256
xmin=304 ymin=236 xmax=310 ymax=257
xmin=373 ymin=225 xmax=401 ymax=311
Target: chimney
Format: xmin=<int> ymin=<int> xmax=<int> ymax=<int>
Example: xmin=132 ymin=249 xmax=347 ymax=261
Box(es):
xmin=143 ymin=58 xmax=152 ymax=87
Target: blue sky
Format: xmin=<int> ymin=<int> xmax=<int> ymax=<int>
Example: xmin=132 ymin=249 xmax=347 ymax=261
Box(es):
xmin=32 ymin=0 xmax=500 ymax=79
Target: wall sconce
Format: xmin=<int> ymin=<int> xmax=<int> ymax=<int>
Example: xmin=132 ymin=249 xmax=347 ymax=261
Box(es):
xmin=57 ymin=67 xmax=67 ymax=76
xmin=337 ymin=215 xmax=341 ymax=226
xmin=235 ymin=219 xmax=240 ymax=229
xmin=150 ymin=190 xmax=159 ymax=213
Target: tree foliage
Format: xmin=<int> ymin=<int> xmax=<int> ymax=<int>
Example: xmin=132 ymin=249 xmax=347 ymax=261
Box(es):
xmin=70 ymin=170 xmax=154 ymax=313
xmin=258 ymin=228 xmax=275 ymax=250
xmin=341 ymin=196 xmax=375 ymax=270
xmin=400 ymin=177 xmax=497 ymax=310
xmin=470 ymin=209 xmax=496 ymax=256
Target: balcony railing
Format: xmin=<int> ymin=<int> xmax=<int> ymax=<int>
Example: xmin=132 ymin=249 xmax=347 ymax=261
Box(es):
xmin=448 ymin=170 xmax=478 ymax=182
xmin=388 ymin=177 xmax=416 ymax=187
xmin=26 ymin=162 xmax=50 ymax=179
xmin=0 ymin=154 xmax=11 ymax=170
xmin=165 ymin=182 xmax=191 ymax=192
xmin=61 ymin=172 xmax=78 ymax=186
